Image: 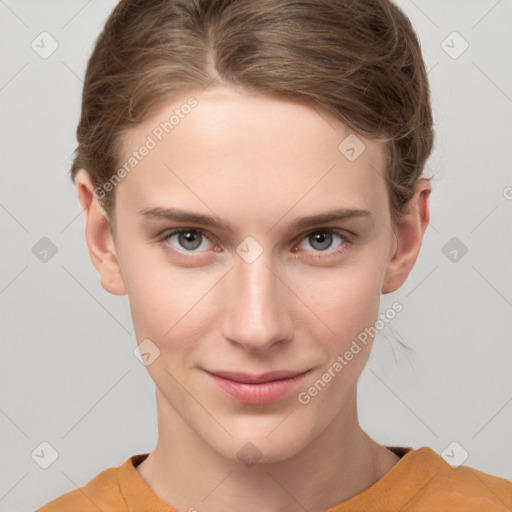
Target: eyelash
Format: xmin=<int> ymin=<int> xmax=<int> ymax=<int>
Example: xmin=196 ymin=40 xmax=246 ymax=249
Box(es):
xmin=156 ymin=228 xmax=351 ymax=260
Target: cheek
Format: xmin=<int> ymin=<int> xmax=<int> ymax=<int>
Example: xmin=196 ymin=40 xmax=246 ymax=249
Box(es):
xmin=122 ymin=251 xmax=217 ymax=348
xmin=292 ymin=257 xmax=385 ymax=347
xmin=293 ymin=265 xmax=385 ymax=412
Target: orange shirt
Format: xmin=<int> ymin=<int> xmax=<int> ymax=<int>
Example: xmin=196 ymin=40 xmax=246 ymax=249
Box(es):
xmin=36 ymin=446 xmax=512 ymax=511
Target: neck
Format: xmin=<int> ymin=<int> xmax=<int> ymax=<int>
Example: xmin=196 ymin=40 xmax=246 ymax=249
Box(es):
xmin=136 ymin=389 xmax=400 ymax=512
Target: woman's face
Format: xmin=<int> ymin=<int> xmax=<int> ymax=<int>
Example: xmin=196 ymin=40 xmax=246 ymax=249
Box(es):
xmin=107 ymin=85 xmax=401 ymax=463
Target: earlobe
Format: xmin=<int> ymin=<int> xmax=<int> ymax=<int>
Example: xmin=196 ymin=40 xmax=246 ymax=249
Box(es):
xmin=381 ymin=179 xmax=431 ymax=295
xmin=74 ymin=169 xmax=127 ymax=296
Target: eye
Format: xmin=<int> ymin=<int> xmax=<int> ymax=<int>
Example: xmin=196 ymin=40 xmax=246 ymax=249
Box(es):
xmin=160 ymin=229 xmax=214 ymax=252
xmin=157 ymin=227 xmax=350 ymax=259
xmin=294 ymin=229 xmax=349 ymax=255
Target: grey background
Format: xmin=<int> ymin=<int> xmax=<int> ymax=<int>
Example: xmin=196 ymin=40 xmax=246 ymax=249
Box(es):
xmin=1 ymin=1 xmax=511 ymax=511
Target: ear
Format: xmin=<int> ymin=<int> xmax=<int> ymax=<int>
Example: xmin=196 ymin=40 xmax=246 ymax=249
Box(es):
xmin=74 ymin=169 xmax=127 ymax=296
xmin=381 ymin=178 xmax=431 ymax=294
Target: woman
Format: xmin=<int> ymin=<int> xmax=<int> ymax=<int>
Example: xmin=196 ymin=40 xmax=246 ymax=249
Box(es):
xmin=37 ymin=0 xmax=512 ymax=510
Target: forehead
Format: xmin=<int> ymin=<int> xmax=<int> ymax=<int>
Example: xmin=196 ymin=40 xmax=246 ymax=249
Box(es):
xmin=116 ymin=86 xmax=389 ymax=220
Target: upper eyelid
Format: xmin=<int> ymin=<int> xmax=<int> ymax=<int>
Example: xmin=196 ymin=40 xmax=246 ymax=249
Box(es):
xmin=159 ymin=227 xmax=216 ymax=244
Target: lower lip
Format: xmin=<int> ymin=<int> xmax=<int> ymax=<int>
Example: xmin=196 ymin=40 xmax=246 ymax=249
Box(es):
xmin=206 ymin=371 xmax=309 ymax=405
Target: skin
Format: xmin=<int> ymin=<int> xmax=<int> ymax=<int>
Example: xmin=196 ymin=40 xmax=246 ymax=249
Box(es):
xmin=75 ymin=84 xmax=431 ymax=512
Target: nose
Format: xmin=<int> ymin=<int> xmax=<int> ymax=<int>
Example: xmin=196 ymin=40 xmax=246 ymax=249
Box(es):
xmin=220 ymin=249 xmax=294 ymax=353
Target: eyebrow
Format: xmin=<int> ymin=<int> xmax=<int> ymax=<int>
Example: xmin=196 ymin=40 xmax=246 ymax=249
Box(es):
xmin=138 ymin=206 xmax=372 ymax=234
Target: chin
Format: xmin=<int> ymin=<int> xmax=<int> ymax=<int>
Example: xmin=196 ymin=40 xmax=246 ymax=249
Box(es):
xmin=207 ymin=423 xmax=314 ymax=467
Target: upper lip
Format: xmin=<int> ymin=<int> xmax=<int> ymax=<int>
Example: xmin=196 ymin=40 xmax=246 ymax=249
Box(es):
xmin=204 ymin=369 xmax=310 ymax=384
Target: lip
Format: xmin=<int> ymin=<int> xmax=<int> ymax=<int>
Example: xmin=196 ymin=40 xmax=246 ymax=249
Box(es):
xmin=204 ymin=369 xmax=311 ymax=405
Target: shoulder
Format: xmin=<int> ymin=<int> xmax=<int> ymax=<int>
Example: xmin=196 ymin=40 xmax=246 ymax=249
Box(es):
xmin=401 ymin=447 xmax=512 ymax=511
xmin=35 ymin=460 xmax=127 ymax=512
xmin=429 ymin=463 xmax=512 ymax=510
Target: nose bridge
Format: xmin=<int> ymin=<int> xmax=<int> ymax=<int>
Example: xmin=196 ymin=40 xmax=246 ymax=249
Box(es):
xmin=221 ymin=247 xmax=292 ymax=351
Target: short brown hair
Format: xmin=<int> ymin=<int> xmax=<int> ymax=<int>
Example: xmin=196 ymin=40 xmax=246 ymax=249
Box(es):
xmin=71 ymin=0 xmax=434 ymax=226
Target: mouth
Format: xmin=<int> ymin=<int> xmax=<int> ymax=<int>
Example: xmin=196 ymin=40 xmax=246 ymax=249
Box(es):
xmin=203 ymin=369 xmax=311 ymax=405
